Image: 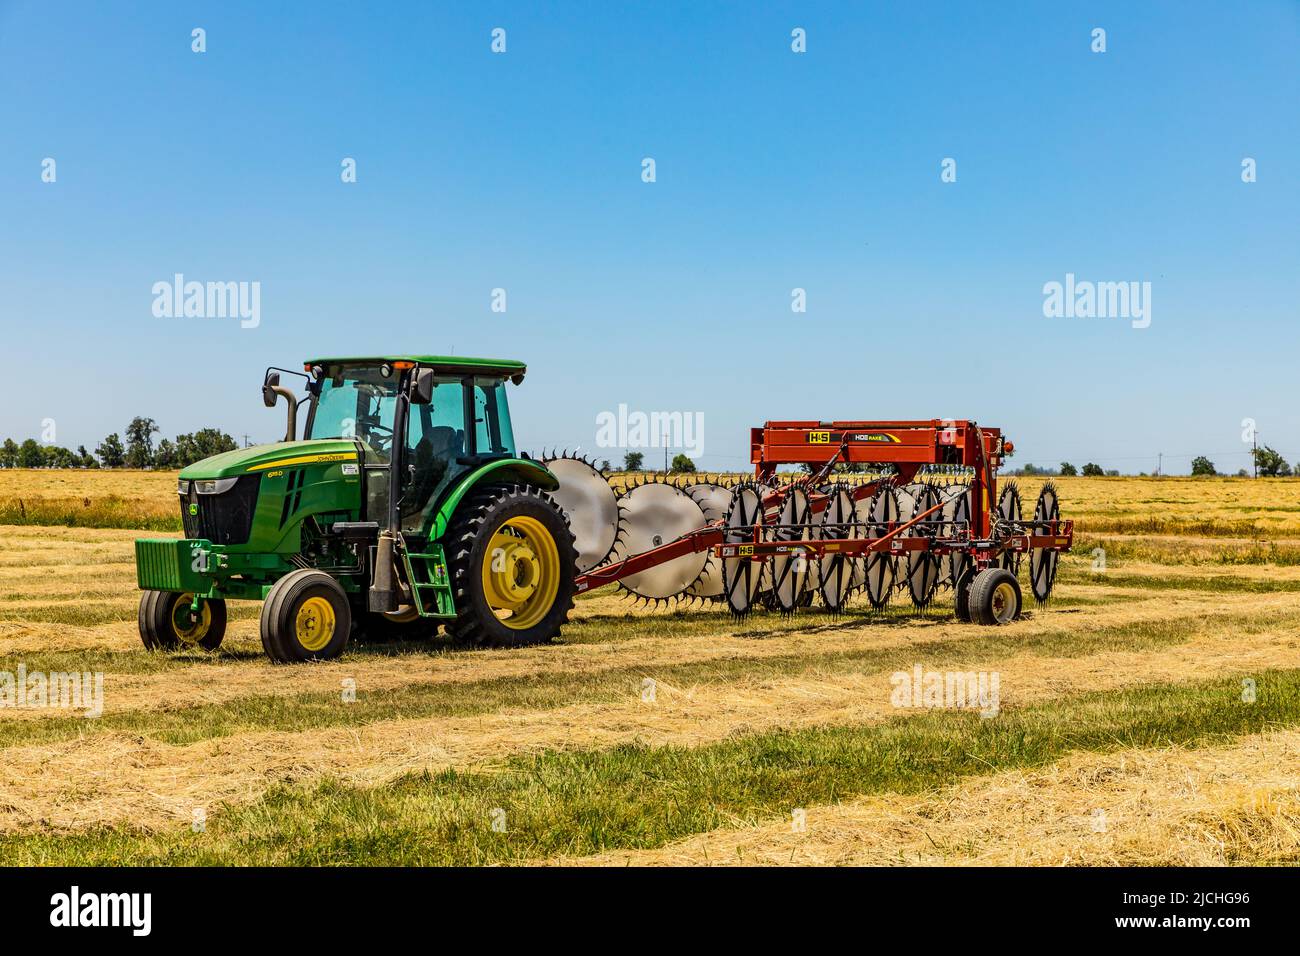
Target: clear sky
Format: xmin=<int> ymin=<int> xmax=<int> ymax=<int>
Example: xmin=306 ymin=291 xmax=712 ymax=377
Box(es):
xmin=2 ymin=1 xmax=1296 ymax=474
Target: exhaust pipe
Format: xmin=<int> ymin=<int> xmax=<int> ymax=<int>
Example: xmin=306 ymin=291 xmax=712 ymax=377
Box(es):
xmin=261 ymin=377 xmax=300 ymax=442
xmin=369 ymin=529 xmax=399 ymax=613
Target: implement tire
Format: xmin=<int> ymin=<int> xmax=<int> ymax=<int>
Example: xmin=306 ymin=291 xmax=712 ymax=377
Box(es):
xmin=969 ymin=568 xmax=1022 ymax=626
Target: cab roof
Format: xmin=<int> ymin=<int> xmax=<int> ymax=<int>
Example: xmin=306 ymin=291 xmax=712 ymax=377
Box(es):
xmin=306 ymin=355 xmax=526 ymax=376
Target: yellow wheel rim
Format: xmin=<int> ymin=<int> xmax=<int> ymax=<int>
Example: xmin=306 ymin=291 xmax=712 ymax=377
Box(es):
xmin=170 ymin=593 xmax=211 ymax=644
xmin=384 ymin=604 xmax=421 ymax=624
xmin=991 ymin=582 xmax=1018 ymax=624
xmin=295 ymin=595 xmax=337 ymax=652
xmin=480 ymin=515 xmax=561 ymax=630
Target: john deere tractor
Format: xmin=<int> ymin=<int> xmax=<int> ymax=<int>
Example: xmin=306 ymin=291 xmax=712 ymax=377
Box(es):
xmin=134 ymin=356 xmax=577 ymax=662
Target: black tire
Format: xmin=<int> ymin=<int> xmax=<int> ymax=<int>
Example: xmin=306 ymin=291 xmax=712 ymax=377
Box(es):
xmin=969 ymin=568 xmax=1022 ymax=626
xmin=138 ymin=590 xmax=226 ymax=651
xmin=445 ymin=483 xmax=577 ymax=648
xmin=260 ymin=569 xmax=352 ymax=663
xmin=954 ymin=566 xmax=976 ymax=623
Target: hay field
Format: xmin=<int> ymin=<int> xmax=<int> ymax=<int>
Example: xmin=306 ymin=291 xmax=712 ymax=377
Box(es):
xmin=0 ymin=469 xmax=1298 ymax=865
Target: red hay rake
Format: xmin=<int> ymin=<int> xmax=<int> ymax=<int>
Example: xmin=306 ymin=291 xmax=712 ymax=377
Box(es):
xmin=559 ymin=420 xmax=1072 ymax=625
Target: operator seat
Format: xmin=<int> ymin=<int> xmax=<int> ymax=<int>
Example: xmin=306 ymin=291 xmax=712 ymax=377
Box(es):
xmin=403 ymin=426 xmax=464 ymax=521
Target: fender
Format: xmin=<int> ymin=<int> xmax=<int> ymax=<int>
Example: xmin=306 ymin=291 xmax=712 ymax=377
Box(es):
xmin=427 ymin=457 xmax=559 ymax=541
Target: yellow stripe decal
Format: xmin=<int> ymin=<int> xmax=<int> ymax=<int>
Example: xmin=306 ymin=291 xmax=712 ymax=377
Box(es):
xmin=247 ymin=452 xmax=356 ymax=472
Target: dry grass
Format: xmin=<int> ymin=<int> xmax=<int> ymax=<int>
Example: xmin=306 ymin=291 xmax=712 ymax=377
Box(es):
xmin=0 ymin=469 xmax=179 ymax=529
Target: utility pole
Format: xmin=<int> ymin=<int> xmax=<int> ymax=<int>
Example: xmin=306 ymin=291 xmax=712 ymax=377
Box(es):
xmin=242 ymin=434 xmax=251 ymax=448
xmin=663 ymin=430 xmax=669 ymax=474
xmin=1156 ymin=452 xmax=1162 ymax=477
xmin=1253 ymin=432 xmax=1258 ymax=479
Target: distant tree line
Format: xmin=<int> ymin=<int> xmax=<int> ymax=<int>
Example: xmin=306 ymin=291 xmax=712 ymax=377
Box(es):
xmin=1015 ymin=446 xmax=1298 ymax=478
xmin=0 ymin=417 xmax=237 ymax=469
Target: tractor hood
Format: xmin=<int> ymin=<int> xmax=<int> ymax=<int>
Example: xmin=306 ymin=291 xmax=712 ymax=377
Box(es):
xmin=178 ymin=440 xmax=359 ymax=480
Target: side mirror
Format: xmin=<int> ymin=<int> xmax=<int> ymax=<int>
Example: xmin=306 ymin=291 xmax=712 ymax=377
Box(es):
xmin=410 ymin=368 xmax=435 ymax=405
xmin=262 ymin=371 xmax=281 ymax=408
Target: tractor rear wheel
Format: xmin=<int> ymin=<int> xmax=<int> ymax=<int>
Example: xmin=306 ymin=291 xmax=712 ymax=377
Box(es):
xmin=445 ymin=483 xmax=577 ymax=647
xmin=260 ymin=569 xmax=352 ymax=663
xmin=969 ymin=568 xmax=1022 ymax=626
xmin=138 ymin=590 xmax=226 ymax=651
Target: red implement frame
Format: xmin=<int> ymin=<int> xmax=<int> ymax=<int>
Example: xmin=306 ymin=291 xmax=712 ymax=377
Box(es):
xmin=574 ymin=420 xmax=1071 ymax=595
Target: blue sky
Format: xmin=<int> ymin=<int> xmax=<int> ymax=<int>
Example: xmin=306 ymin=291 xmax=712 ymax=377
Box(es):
xmin=1 ymin=0 xmax=1296 ymax=474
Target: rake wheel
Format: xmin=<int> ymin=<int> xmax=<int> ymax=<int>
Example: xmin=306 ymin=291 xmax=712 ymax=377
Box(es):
xmin=996 ymin=481 xmax=1024 ymax=576
xmin=721 ymin=482 xmax=766 ymax=616
xmin=768 ymin=487 xmax=812 ymax=613
xmin=860 ymin=481 xmax=899 ymax=609
xmin=1029 ymin=482 xmax=1061 ymax=602
xmin=818 ymin=485 xmax=859 ymax=613
xmin=904 ymin=482 xmax=942 ymax=608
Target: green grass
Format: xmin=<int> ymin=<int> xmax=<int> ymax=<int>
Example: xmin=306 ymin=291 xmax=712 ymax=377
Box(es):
xmin=1072 ymin=534 xmax=1300 ymax=567
xmin=1061 ymin=566 xmax=1300 ymax=594
xmin=5 ymin=667 xmax=1296 ymax=865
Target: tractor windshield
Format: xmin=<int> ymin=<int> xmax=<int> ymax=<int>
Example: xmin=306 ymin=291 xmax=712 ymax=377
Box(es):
xmin=308 ymin=368 xmax=402 ymax=460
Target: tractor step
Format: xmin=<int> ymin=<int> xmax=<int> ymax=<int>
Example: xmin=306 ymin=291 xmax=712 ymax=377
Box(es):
xmin=401 ymin=545 xmax=455 ymax=617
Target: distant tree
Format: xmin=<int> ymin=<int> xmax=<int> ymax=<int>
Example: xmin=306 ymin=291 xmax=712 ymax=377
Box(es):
xmin=670 ymin=453 xmax=697 ymax=473
xmin=17 ymin=439 xmax=43 ymax=468
xmin=1081 ymin=462 xmax=1104 ymax=477
xmin=1019 ymin=463 xmax=1041 ymax=476
xmin=1059 ymin=462 xmax=1078 ymax=476
xmin=1190 ymin=456 xmax=1216 ymax=476
xmin=75 ymin=445 xmax=98 ymax=469
xmin=623 ymin=451 xmax=644 ymax=472
xmin=1254 ymin=445 xmax=1292 ymax=477
xmin=1105 ymin=470 xmax=1119 ymax=477
xmin=154 ymin=438 xmax=178 ymax=469
xmin=0 ymin=438 xmax=17 ymax=468
xmin=598 ymin=459 xmax=611 ymax=472
xmin=1236 ymin=468 xmax=1249 ymax=478
xmin=174 ymin=428 xmax=237 ymax=467
xmin=42 ymin=445 xmax=77 ymax=468
xmin=96 ymin=433 xmax=126 ymax=468
xmin=125 ymin=416 xmax=160 ymax=469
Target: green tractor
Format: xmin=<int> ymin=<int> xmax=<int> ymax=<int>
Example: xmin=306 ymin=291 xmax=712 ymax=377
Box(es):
xmin=134 ymin=356 xmax=578 ymax=662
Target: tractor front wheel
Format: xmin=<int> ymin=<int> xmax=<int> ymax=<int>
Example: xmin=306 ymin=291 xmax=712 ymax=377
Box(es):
xmin=260 ymin=569 xmax=352 ymax=663
xmin=138 ymin=591 xmax=227 ymax=651
xmin=446 ymin=484 xmax=577 ymax=647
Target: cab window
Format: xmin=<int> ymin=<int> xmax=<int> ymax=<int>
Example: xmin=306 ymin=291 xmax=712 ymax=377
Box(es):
xmin=400 ymin=378 xmax=470 ymax=530
xmin=472 ymin=377 xmax=515 ymax=456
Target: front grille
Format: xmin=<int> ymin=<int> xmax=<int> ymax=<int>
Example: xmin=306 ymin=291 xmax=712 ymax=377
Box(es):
xmin=180 ymin=474 xmax=261 ymax=545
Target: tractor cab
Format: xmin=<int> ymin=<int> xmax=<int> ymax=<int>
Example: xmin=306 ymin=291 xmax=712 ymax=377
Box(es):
xmin=292 ymin=357 xmax=524 ymax=540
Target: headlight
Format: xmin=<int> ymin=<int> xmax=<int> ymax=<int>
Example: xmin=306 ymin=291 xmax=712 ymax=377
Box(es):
xmin=177 ymin=479 xmax=190 ymax=495
xmin=194 ymin=477 xmax=240 ymax=495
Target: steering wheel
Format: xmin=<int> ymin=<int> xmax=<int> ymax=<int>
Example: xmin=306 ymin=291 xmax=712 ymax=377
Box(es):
xmin=362 ymin=422 xmax=394 ymax=456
